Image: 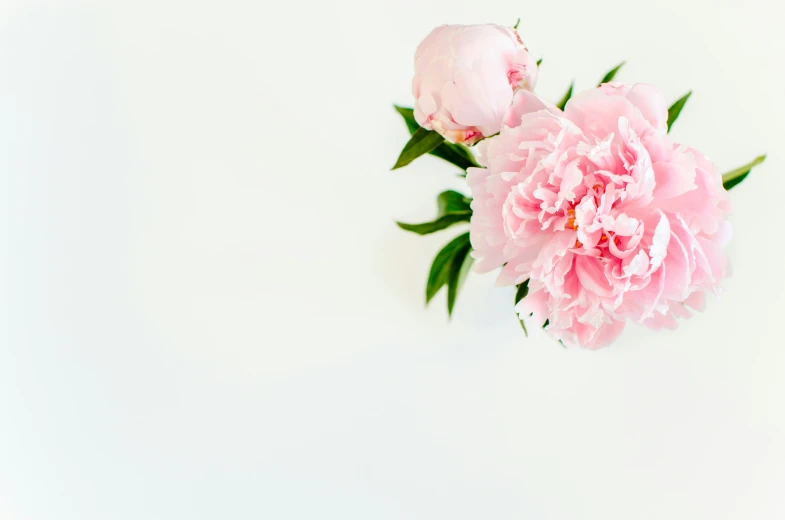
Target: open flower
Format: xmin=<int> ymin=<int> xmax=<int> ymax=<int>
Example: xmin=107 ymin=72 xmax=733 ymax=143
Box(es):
xmin=468 ymin=84 xmax=732 ymax=348
xmin=412 ymin=24 xmax=538 ymax=145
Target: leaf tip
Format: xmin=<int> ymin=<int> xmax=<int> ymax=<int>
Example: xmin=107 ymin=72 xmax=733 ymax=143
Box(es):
xmin=518 ymin=317 xmax=528 ymax=337
xmin=599 ymin=61 xmax=626 ymax=85
xmin=392 ymin=154 xmax=408 ymax=170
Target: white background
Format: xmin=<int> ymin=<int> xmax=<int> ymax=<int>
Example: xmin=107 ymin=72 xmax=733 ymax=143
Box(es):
xmin=1 ymin=0 xmax=784 ymax=518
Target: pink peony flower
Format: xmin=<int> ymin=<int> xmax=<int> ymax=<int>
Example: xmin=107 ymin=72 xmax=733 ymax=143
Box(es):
xmin=468 ymin=84 xmax=732 ymax=348
xmin=412 ymin=24 xmax=538 ymax=145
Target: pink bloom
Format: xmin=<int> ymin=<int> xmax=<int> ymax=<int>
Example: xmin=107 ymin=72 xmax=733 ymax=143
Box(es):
xmin=468 ymin=84 xmax=732 ymax=348
xmin=412 ymin=24 xmax=538 ymax=145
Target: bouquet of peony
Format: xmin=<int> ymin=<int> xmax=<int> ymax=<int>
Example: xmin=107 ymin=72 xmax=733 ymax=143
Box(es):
xmin=391 ymin=22 xmax=766 ymax=349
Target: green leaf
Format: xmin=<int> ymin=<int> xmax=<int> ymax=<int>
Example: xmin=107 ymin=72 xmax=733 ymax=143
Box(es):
xmin=394 ymin=106 xmax=480 ymax=170
xmin=397 ymin=213 xmax=470 ymax=235
xmin=514 ymin=280 xmax=530 ymax=337
xmin=394 ymin=105 xmax=420 ymax=134
xmin=536 ymin=58 xmax=542 ymax=67
xmin=543 ymin=319 xmax=549 ymax=329
xmin=397 ymin=190 xmax=472 ymax=235
xmin=518 ymin=316 xmax=528 ymax=336
xmin=722 ymin=155 xmax=766 ymax=191
xmin=447 ymin=242 xmax=473 ymax=317
xmin=513 ymin=18 xmax=520 ymax=30
xmin=437 ymin=190 xmax=472 ymax=214
xmin=556 ymin=82 xmax=574 ymax=111
xmin=431 ymin=142 xmax=480 ymax=171
xmin=393 ymin=127 xmax=445 ymax=170
xmin=598 ymin=61 xmax=625 ymax=86
xmin=426 ymin=233 xmax=471 ymax=304
xmin=666 ymin=91 xmax=692 ymax=132
xmin=514 ymin=280 xmax=529 ymax=305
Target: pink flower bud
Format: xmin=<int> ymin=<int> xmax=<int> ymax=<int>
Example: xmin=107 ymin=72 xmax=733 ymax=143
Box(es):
xmin=412 ymin=24 xmax=538 ymax=145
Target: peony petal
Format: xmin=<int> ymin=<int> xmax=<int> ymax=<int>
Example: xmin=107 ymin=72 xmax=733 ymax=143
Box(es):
xmin=648 ymin=211 xmax=671 ymax=272
xmin=683 ymin=291 xmax=706 ymax=312
xmin=575 ymin=256 xmax=616 ymax=297
xmin=504 ymin=90 xmax=560 ymax=129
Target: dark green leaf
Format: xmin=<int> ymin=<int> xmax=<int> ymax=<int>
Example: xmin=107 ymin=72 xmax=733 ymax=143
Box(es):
xmin=666 ymin=91 xmax=692 ymax=132
xmin=536 ymin=58 xmax=542 ymax=67
xmin=431 ymin=142 xmax=480 ymax=171
xmin=396 ymin=213 xmax=470 ymax=235
xmin=598 ymin=61 xmax=625 ymax=86
xmin=447 ymin=243 xmax=473 ymax=317
xmin=514 ymin=280 xmax=530 ymax=305
xmin=393 ymin=127 xmax=445 ymax=170
xmin=397 ymin=190 xmax=472 ymax=235
xmin=437 ymin=190 xmax=472 ymax=215
xmin=394 ymin=105 xmax=480 ymax=170
xmin=543 ymin=319 xmax=549 ymax=329
xmin=394 ymin=105 xmax=420 ymax=134
xmin=426 ymin=233 xmax=471 ymax=304
xmin=556 ymin=82 xmax=574 ymax=111
xmin=514 ymin=280 xmax=530 ymax=337
xmin=513 ymin=18 xmax=520 ymax=30
xmin=722 ymin=155 xmax=766 ymax=190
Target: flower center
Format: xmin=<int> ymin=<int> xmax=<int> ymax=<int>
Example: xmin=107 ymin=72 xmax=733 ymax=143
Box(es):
xmin=566 ymin=209 xmax=578 ymax=230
